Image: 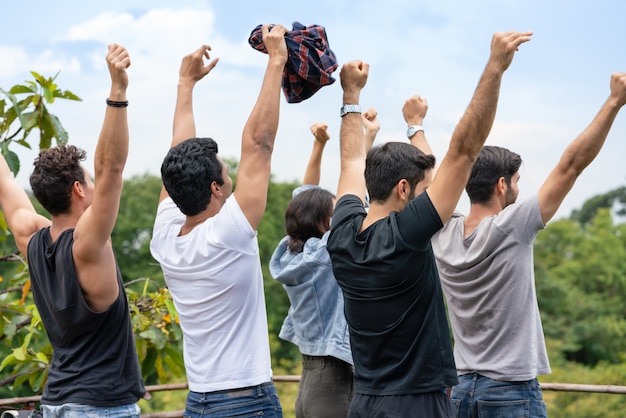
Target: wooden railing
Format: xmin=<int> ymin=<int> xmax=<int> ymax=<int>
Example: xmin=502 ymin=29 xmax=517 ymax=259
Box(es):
xmin=1 ymin=377 xmax=625 ymax=418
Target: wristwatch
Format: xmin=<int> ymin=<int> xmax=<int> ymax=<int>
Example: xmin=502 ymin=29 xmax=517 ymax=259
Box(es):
xmin=407 ymin=125 xmax=424 ymax=138
xmin=340 ymin=104 xmax=361 ymax=117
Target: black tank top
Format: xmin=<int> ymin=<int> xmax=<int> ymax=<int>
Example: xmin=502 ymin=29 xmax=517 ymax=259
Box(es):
xmin=27 ymin=227 xmax=145 ymax=406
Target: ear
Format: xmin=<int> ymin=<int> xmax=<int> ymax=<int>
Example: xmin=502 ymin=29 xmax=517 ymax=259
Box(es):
xmin=495 ymin=177 xmax=507 ymax=196
xmin=210 ymin=181 xmax=222 ymax=196
xmin=72 ymin=181 xmax=86 ymax=198
xmin=397 ymin=179 xmax=411 ymax=201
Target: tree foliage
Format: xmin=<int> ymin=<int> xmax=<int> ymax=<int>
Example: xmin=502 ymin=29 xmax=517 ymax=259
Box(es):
xmin=0 ymin=71 xmax=81 ymax=175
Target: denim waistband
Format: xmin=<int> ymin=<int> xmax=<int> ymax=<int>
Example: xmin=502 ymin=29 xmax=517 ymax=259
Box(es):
xmin=190 ymin=381 xmax=273 ymax=397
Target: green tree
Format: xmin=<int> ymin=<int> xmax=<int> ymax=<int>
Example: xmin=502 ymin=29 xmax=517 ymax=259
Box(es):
xmin=1 ymin=71 xmax=81 ymax=175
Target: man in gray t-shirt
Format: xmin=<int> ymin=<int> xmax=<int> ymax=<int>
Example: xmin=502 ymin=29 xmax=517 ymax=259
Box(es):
xmin=433 ymin=72 xmax=626 ymax=418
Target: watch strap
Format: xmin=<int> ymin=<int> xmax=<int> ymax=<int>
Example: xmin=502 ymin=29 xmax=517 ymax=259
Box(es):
xmin=340 ymin=104 xmax=362 ymax=117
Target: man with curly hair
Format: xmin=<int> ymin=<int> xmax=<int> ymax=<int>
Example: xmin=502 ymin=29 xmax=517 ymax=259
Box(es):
xmin=0 ymin=44 xmax=146 ymax=417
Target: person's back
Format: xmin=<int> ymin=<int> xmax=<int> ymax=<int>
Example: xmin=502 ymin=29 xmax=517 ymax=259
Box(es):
xmin=151 ymin=185 xmax=272 ymax=390
xmin=433 ymin=194 xmax=549 ymax=381
xmin=28 ymin=227 xmax=144 ymax=406
xmin=328 ymin=190 xmax=454 ymax=394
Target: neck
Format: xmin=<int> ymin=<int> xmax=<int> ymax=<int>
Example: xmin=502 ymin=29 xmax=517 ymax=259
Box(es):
xmin=464 ymin=199 xmax=503 ymax=237
xmin=49 ymin=212 xmax=81 ymax=241
xmin=361 ymin=198 xmax=404 ymax=232
xmin=180 ymin=200 xmax=223 ymax=236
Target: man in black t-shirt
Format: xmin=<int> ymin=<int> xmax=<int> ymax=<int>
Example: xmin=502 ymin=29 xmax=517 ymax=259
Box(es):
xmin=326 ymin=31 xmax=533 ymax=417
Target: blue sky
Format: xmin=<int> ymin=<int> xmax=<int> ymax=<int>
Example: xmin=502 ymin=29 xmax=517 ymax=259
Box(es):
xmin=3 ymin=0 xmax=625 ymax=220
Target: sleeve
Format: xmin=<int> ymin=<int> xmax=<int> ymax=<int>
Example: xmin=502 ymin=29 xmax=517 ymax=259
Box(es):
xmin=152 ymin=198 xmax=185 ymax=236
xmin=496 ymin=194 xmax=544 ymax=243
xmin=330 ymin=195 xmax=366 ymax=231
xmin=396 ymin=192 xmax=444 ymax=248
xmin=206 ymin=195 xmax=258 ymax=251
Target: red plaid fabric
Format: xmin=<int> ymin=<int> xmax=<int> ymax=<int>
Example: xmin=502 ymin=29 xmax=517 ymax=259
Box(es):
xmin=248 ymin=22 xmax=338 ymax=104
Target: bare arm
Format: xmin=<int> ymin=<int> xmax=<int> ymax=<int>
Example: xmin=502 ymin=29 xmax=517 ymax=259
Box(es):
xmin=0 ymin=154 xmax=50 ymax=256
xmin=159 ymin=45 xmax=219 ymax=202
xmin=538 ymin=72 xmax=626 ymax=224
xmin=302 ymin=122 xmax=330 ymax=185
xmin=403 ymin=94 xmax=433 ymax=155
xmin=426 ymin=31 xmax=533 ymax=223
xmin=234 ymin=24 xmax=288 ymax=229
xmin=362 ymin=107 xmax=380 ymax=152
xmin=72 ymin=44 xmax=131 ymax=312
xmin=336 ymin=60 xmax=370 ymax=203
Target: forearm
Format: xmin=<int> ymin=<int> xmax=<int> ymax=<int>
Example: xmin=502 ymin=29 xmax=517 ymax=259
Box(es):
xmin=171 ymin=81 xmax=197 ymax=147
xmin=303 ymin=140 xmax=326 ymax=185
xmin=95 ymin=88 xmax=129 ymax=178
xmin=241 ymin=58 xmax=284 ymax=152
xmin=410 ymin=131 xmax=433 ymax=156
xmin=560 ymin=96 xmax=622 ymax=174
xmin=449 ymin=64 xmax=503 ymax=159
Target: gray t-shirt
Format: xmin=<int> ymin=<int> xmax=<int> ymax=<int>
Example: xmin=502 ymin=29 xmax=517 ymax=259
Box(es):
xmin=432 ymin=194 xmax=551 ymax=381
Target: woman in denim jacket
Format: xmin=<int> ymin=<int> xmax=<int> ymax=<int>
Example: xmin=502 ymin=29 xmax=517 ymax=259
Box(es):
xmin=270 ymin=115 xmax=379 ymax=418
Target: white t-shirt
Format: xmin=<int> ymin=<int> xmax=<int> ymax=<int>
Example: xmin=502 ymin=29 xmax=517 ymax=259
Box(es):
xmin=432 ymin=194 xmax=551 ymax=381
xmin=150 ymin=196 xmax=273 ymax=392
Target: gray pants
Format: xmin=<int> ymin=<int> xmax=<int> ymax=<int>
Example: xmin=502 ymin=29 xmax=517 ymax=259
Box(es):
xmin=296 ymin=355 xmax=354 ymax=418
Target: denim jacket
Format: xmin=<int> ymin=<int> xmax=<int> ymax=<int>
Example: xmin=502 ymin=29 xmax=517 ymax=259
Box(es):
xmin=270 ymin=231 xmax=352 ymax=364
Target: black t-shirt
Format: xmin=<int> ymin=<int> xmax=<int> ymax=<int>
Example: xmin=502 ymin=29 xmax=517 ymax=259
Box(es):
xmin=27 ymin=227 xmax=145 ymax=406
xmin=327 ymin=193 xmax=457 ymax=395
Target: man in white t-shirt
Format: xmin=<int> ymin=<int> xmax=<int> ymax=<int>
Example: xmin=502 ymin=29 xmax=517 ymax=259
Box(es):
xmin=150 ymin=25 xmax=288 ymax=418
xmin=432 ymin=72 xmax=626 ymax=418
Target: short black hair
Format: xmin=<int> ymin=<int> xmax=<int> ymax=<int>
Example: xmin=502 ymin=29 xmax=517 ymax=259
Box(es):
xmin=161 ymin=137 xmax=224 ymax=216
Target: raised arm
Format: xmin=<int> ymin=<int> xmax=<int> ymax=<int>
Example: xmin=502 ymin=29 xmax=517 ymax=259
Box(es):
xmin=426 ymin=31 xmax=533 ymax=223
xmin=0 ymin=154 xmax=50 ymax=256
xmin=362 ymin=107 xmax=380 ymax=152
xmin=538 ymin=72 xmax=626 ymax=224
xmin=159 ymin=45 xmax=219 ymax=202
xmin=302 ymin=122 xmax=330 ymax=186
xmin=234 ymin=24 xmax=288 ymax=229
xmin=403 ymin=95 xmax=432 ymax=156
xmin=336 ymin=60 xmax=370 ymax=202
xmin=72 ymin=44 xmax=131 ymax=312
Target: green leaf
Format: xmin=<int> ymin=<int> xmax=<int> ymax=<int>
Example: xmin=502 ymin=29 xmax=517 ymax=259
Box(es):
xmin=35 ymin=351 xmax=49 ymax=364
xmin=13 ymin=346 xmax=26 ymax=361
xmin=1 ymin=149 xmax=20 ymax=176
xmin=54 ymin=89 xmax=82 ymax=101
xmin=38 ymin=107 xmax=54 ymax=150
xmin=0 ymin=353 xmax=15 ymax=371
xmin=9 ymin=84 xmax=37 ymax=95
xmin=47 ymin=113 xmax=68 ymax=144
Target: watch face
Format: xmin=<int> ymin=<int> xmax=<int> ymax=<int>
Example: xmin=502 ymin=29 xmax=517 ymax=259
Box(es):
xmin=407 ymin=126 xmax=416 ymax=137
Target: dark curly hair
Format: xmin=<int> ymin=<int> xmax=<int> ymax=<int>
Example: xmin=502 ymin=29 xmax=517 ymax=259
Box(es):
xmin=160 ymin=137 xmax=224 ymax=216
xmin=29 ymin=144 xmax=88 ymax=215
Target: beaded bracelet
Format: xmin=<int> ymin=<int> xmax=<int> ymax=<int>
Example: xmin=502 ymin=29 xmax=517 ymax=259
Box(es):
xmin=106 ymin=98 xmax=129 ymax=107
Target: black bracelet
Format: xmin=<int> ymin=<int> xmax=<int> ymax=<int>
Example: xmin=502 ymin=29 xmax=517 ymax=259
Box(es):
xmin=106 ymin=98 xmax=129 ymax=107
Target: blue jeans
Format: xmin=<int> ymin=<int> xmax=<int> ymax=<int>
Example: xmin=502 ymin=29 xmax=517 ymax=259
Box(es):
xmin=41 ymin=403 xmax=140 ymax=418
xmin=451 ymin=373 xmax=547 ymax=418
xmin=184 ymin=382 xmax=283 ymax=417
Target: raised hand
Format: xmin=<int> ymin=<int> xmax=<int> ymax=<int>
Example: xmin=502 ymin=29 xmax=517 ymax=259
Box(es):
xmin=179 ymin=45 xmax=219 ymax=84
xmin=402 ymin=95 xmax=428 ymax=126
xmin=488 ymin=31 xmax=533 ymax=73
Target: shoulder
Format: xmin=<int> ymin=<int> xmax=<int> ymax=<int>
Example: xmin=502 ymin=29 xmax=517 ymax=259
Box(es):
xmin=331 ymin=195 xmax=366 ymax=227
